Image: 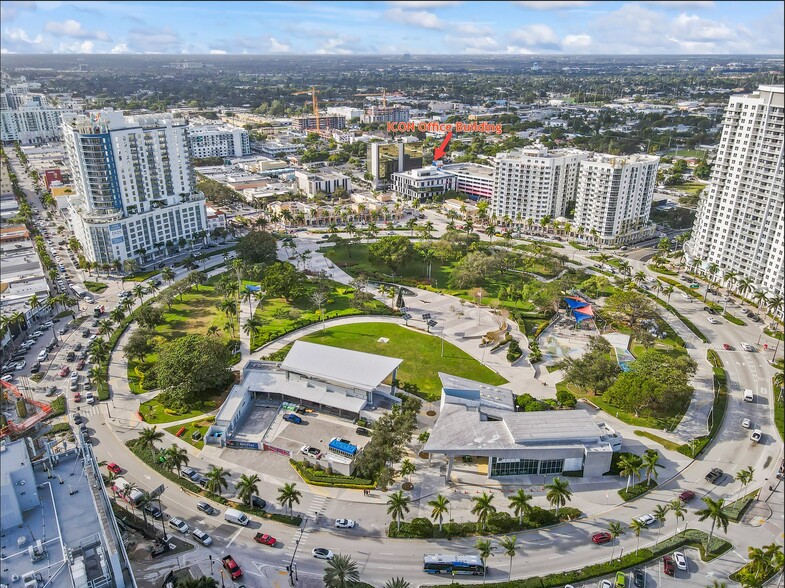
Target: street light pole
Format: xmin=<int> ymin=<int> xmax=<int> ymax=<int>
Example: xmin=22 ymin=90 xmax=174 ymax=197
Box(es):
xmin=287 ymin=517 xmax=307 ymax=584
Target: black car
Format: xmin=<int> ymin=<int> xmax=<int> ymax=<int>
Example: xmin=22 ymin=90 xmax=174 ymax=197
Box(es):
xmin=66 ymin=351 xmax=76 ymax=361
xmin=73 ymin=414 xmax=83 ymax=425
xmin=74 ymin=343 xmax=83 ymax=351
xmin=144 ymin=503 xmax=163 ymax=519
xmin=91 ymin=319 xmax=100 ymax=327
xmin=30 ymin=362 xmax=41 ymax=373
xmin=705 ymin=467 xmax=724 ymax=483
xmin=707 ymin=288 xmax=719 ymax=295
xmin=704 ymin=306 xmax=717 ymax=315
xmin=251 ymin=496 xmax=267 ymax=510
xmin=633 ymin=568 xmax=645 ymax=588
xmin=355 ymin=427 xmax=371 ymax=436
xmin=197 ymin=501 xmax=218 ymax=515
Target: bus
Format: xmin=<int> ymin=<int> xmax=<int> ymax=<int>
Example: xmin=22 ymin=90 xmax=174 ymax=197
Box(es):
xmin=423 ymin=554 xmax=485 ymax=576
xmin=113 ymin=477 xmax=144 ymax=506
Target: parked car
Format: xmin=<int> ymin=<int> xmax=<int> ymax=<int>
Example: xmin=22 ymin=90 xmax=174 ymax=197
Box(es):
xmin=663 ymin=555 xmax=675 ymax=576
xmin=73 ymin=392 xmax=82 ymax=402
xmin=30 ymin=362 xmax=41 ymax=374
xmin=82 ymin=329 xmax=91 ymax=338
xmin=741 ymin=418 xmax=751 ymax=429
xmin=615 ymin=572 xmax=626 ymax=588
xmin=192 ymin=529 xmax=213 ymax=546
xmin=705 ymin=468 xmax=724 ymax=483
xmin=674 ymin=551 xmax=687 ymax=571
xmin=144 ymin=503 xmax=163 ymax=519
xmin=591 ymin=532 xmax=612 ymax=544
xmin=355 ymin=426 xmax=370 ymax=436
xmin=168 ymin=518 xmax=190 ymax=534
xmin=66 ymin=351 xmax=76 ymax=361
xmin=221 ymin=555 xmax=243 ymax=579
xmin=197 ymin=501 xmax=218 ymax=515
xmin=45 ymin=386 xmax=58 ymax=397
xmin=254 ymin=533 xmax=277 ymax=546
xmin=301 ymin=445 xmax=320 ymax=457
xmin=76 ymin=359 xmax=85 ymax=370
xmin=251 ymin=496 xmax=267 ymax=510
xmin=312 ymin=548 xmax=334 ymax=560
xmin=598 ymin=581 xmax=612 ymax=588
xmin=634 ymin=514 xmax=656 ymax=527
xmin=73 ymin=414 xmax=83 ymax=425
xmin=37 ymin=350 xmax=49 ymax=362
xmin=335 ymin=519 xmax=355 ymax=529
xmin=678 ymin=490 xmax=695 ymax=502
xmin=283 ymin=413 xmax=302 ymax=424
xmin=180 ymin=467 xmax=198 ymax=480
xmin=14 ymin=360 xmax=26 ymax=370
xmin=751 ymin=429 xmax=762 ymax=443
xmin=107 ymin=463 xmax=122 ymax=474
xmin=633 ymin=568 xmax=645 ymax=588
xmin=0 ymin=374 xmax=13 ymax=383
xmin=59 ymin=365 xmax=70 ymax=377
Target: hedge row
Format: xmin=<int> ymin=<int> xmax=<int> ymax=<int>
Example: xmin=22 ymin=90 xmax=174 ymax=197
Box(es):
xmin=388 ymin=507 xmax=583 ymax=539
xmin=48 ymin=396 xmax=66 ymax=417
xmin=423 ymin=529 xmax=732 ymax=588
xmin=723 ymin=312 xmax=746 ymax=326
xmin=289 ymin=459 xmax=375 ymax=489
xmin=48 ymin=422 xmax=72 ymax=434
xmin=618 ymin=479 xmax=658 ymax=501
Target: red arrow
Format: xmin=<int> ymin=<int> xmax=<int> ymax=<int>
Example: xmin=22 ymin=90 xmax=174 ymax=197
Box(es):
xmin=433 ymin=130 xmax=453 ymax=161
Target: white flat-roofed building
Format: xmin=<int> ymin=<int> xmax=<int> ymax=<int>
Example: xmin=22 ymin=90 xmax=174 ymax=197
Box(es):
xmin=258 ymin=141 xmax=301 ymax=158
xmin=326 ymin=106 xmax=363 ymax=120
xmin=685 ymin=85 xmax=784 ymax=305
xmin=573 ymin=152 xmax=659 ymax=246
xmin=1 ymin=84 xmax=77 ymax=145
xmin=424 ymin=375 xmax=618 ymax=479
xmin=188 ymin=124 xmax=250 ymax=158
xmin=391 ymin=166 xmax=457 ymax=201
xmin=295 ymin=169 xmax=352 ymax=197
xmin=491 ymin=146 xmax=587 ymax=223
xmin=361 ymin=106 xmax=411 ymax=124
xmin=441 ymin=163 xmax=494 ymax=201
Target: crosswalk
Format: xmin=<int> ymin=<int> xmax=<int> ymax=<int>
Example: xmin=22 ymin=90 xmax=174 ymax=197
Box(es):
xmin=74 ymin=405 xmax=102 ymax=417
xmin=279 ymin=494 xmax=331 ymax=565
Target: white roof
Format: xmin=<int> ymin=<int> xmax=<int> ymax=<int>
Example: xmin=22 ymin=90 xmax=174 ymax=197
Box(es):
xmin=280 ymin=341 xmax=402 ymax=392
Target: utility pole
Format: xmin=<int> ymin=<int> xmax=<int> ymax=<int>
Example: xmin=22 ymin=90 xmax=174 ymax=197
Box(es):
xmin=287 ymin=517 xmax=308 ymax=585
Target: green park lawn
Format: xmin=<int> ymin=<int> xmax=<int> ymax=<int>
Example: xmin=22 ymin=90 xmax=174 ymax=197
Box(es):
xmin=672 ymin=181 xmax=708 ymax=195
xmin=249 ymin=279 xmax=392 ymax=350
xmin=139 ymin=398 xmax=211 ymax=424
xmin=84 ymin=280 xmax=108 ymax=293
xmin=163 ymin=417 xmax=215 ymax=449
xmin=322 ymin=243 xmax=542 ymax=313
xmin=299 ymin=322 xmax=508 ymax=400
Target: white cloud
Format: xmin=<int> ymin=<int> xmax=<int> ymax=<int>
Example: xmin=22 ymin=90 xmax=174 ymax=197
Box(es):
xmin=672 ymin=13 xmax=734 ymax=41
xmin=444 ymin=34 xmax=499 ymax=52
xmin=315 ymin=38 xmax=353 ymax=54
xmin=110 ymin=43 xmax=130 ymax=54
xmin=386 ymin=1 xmax=463 ymax=6
xmin=563 ymin=33 xmax=592 ymax=50
xmin=44 ymin=19 xmax=110 ymax=41
xmin=56 ymin=39 xmax=94 ymax=53
xmin=512 ymin=1 xmax=592 ymax=10
xmin=2 ymin=26 xmax=46 ymax=51
xmin=451 ymin=22 xmax=493 ymax=35
xmin=209 ymin=49 xmax=227 ymax=54
xmin=385 ymin=7 xmax=445 ymax=29
xmin=269 ymin=37 xmax=290 ymax=53
xmin=4 ymin=26 xmax=43 ymax=44
xmin=509 ymin=23 xmax=561 ymax=49
xmin=505 ymin=45 xmax=537 ymax=54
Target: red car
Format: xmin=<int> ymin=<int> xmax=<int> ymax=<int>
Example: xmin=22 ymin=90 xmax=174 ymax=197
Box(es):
xmin=221 ymin=555 xmax=243 ymax=579
xmin=254 ymin=533 xmax=277 ymax=546
xmin=107 ymin=463 xmax=122 ymax=475
xmin=723 ymin=343 xmax=734 ymax=350
xmin=59 ymin=365 xmax=70 ymax=377
xmin=592 ymin=532 xmax=613 ymax=544
xmin=663 ymin=555 xmax=675 ymax=576
xmin=73 ymin=392 xmax=82 ymax=402
xmin=76 ymin=359 xmax=86 ymax=370
xmin=678 ymin=490 xmax=695 ymax=502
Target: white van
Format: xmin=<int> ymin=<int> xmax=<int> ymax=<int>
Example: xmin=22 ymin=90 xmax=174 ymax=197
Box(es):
xmin=224 ymin=508 xmax=249 ymax=526
xmin=743 ymin=389 xmax=754 ymax=402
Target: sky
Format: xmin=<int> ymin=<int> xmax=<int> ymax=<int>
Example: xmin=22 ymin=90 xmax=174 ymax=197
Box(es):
xmin=1 ymin=1 xmax=783 ymax=56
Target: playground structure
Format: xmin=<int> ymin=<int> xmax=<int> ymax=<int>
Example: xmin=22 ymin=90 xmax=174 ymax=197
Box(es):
xmin=0 ymin=379 xmax=53 ymax=439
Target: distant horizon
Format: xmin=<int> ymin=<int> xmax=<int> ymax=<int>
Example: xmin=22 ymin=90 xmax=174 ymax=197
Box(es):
xmin=1 ymin=1 xmax=782 ymax=56
xmin=2 ymin=52 xmax=783 ymax=58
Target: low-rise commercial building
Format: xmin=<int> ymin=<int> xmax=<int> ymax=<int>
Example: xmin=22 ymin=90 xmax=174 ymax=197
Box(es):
xmin=440 ymin=163 xmax=494 ymax=201
xmin=424 ymin=374 xmax=619 ymax=479
xmin=293 ymin=115 xmax=346 ymax=132
xmin=391 ymin=167 xmax=457 ymax=201
xmin=295 ymin=169 xmax=352 ymax=197
xmin=361 ymin=106 xmax=411 ymax=124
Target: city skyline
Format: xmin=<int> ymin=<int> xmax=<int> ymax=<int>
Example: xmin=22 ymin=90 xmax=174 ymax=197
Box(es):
xmin=1 ymin=0 xmax=784 ymax=56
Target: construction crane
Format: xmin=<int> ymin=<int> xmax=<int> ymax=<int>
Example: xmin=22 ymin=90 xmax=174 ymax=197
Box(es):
xmin=292 ymin=85 xmax=321 ymax=131
xmin=354 ymin=89 xmax=387 ymax=108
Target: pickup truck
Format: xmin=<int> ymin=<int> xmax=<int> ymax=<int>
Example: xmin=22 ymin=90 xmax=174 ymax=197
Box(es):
xmin=221 ymin=555 xmax=243 ymax=579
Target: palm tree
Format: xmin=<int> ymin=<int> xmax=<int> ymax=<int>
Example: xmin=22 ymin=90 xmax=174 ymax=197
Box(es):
xmin=323 ymin=553 xmax=360 ymax=588
xmin=664 ymin=284 xmax=675 ymax=303
xmin=545 ymin=477 xmax=572 ymax=516
xmin=132 ymin=284 xmax=146 ymax=306
xmin=752 ymin=290 xmax=768 ymax=316
xmin=136 ymin=426 xmax=164 ymax=455
xmin=161 ymin=266 xmax=176 ymax=284
xmin=608 ymin=521 xmax=625 ymax=561
xmin=669 ymin=499 xmax=686 ymax=533
xmin=205 ymin=466 xmax=229 ymax=496
xmin=499 ymin=535 xmax=518 ymax=581
xmin=474 ymin=538 xmax=494 ymax=583
xmin=386 ymin=490 xmax=410 ymax=532
xmin=427 ymin=494 xmax=450 ymax=532
xmin=618 ymin=454 xmax=643 ymax=490
xmin=653 ymin=504 xmax=669 ymax=546
xmin=399 ymin=459 xmax=416 ymax=484
xmin=508 ymin=489 xmax=533 ymax=527
xmin=383 ymin=579 xmax=410 ymax=588
xmin=164 ymin=444 xmax=189 ymax=476
xmin=470 ymin=491 xmax=497 ymax=532
xmin=734 ymin=466 xmax=754 ymax=502
xmin=629 ymin=519 xmax=647 ymax=554
xmin=137 ymin=492 xmax=154 ymax=527
xmin=485 ymin=223 xmax=497 ymax=242
xmin=633 ymin=271 xmax=646 ymax=287
xmin=236 ymin=473 xmax=260 ymax=505
xmin=746 ymin=546 xmax=770 ymax=581
xmin=242 ymin=316 xmax=263 ymax=340
xmin=642 ymin=450 xmax=663 ymax=486
xmin=278 ymin=482 xmax=302 ymax=516
xmin=696 ymin=497 xmax=730 ymax=553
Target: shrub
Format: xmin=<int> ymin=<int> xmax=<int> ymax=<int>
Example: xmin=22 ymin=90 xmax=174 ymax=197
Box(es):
xmin=290 ymin=459 xmax=374 ymax=488
xmin=618 ymin=479 xmax=658 ymax=501
xmin=507 ymin=338 xmax=523 ymax=363
xmin=16 ymin=398 xmax=27 ymax=418
xmin=48 ymin=396 xmax=66 ymax=417
xmin=556 ymin=389 xmax=577 ymax=408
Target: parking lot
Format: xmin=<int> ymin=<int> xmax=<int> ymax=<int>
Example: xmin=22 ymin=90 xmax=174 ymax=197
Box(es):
xmin=266 ymin=410 xmax=371 ymax=457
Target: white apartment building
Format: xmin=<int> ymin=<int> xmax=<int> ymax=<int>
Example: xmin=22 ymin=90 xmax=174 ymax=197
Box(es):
xmin=685 ymin=85 xmax=784 ymax=302
xmin=1 ymin=83 xmax=77 ymax=144
xmin=440 ymin=163 xmax=495 ymax=202
xmin=573 ymin=153 xmax=659 ymax=245
xmin=326 ymin=106 xmax=363 ymax=120
xmin=188 ymin=124 xmax=250 ymax=158
xmin=361 ymin=106 xmax=411 ymax=124
xmin=295 ymin=169 xmax=352 ymax=197
xmin=491 ymin=146 xmax=587 ymax=222
xmin=391 ymin=167 xmax=457 ymax=201
xmin=63 ymin=109 xmax=207 ymax=265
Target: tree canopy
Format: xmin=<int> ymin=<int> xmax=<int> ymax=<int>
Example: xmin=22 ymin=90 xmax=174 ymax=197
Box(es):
xmin=262 ymin=262 xmax=306 ymax=301
xmin=236 ymin=230 xmax=278 ymax=265
xmin=368 ymin=236 xmax=414 ymax=274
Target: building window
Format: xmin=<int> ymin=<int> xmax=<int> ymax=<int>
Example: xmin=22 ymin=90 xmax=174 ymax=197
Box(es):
xmin=539 ymin=459 xmax=564 ymax=475
xmin=490 ymin=458 xmax=539 ymax=477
